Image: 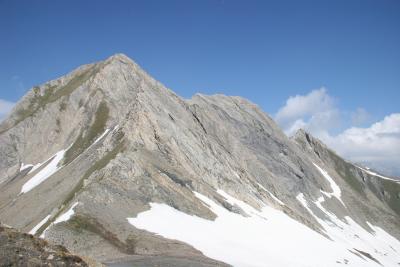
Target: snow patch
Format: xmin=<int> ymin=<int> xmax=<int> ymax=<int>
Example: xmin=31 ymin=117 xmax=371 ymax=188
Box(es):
xmin=93 ymin=128 xmax=110 ymax=145
xmin=91 ymin=125 xmax=119 ymax=147
xmin=40 ymin=202 xmax=79 ymax=238
xmin=20 ymin=162 xmax=42 ymax=174
xmin=21 ymin=148 xmax=68 ymax=194
xmin=20 ymin=163 xmax=34 ymax=172
xmin=29 ymin=215 xmax=51 ymax=235
xmin=313 ymin=163 xmax=345 ymax=206
xmin=54 ymin=202 xmax=79 ymax=224
xmin=127 ymin=190 xmax=391 ymax=267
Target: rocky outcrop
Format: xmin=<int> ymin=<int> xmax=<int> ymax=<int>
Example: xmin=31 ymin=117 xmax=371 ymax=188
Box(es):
xmin=0 ymin=224 xmax=88 ymax=266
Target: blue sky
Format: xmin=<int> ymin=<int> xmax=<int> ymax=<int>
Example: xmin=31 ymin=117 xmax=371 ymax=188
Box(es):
xmin=0 ymin=0 xmax=399 ymax=175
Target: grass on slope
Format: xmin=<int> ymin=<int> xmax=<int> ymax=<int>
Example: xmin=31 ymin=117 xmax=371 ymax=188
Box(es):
xmin=63 ymin=101 xmax=110 ymax=165
xmin=329 ymin=150 xmax=400 ymax=216
xmin=328 ymin=150 xmax=365 ymax=196
xmin=68 ymin=214 xmax=137 ymax=254
xmin=380 ymin=179 xmax=400 ymax=216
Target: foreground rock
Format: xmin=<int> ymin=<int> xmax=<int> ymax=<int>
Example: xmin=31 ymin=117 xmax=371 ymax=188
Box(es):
xmin=0 ymin=224 xmax=88 ymax=266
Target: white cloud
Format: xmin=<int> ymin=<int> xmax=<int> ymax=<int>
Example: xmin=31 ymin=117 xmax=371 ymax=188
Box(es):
xmin=275 ymin=89 xmax=400 ymax=176
xmin=275 ymin=88 xmax=340 ymax=135
xmin=323 ymin=114 xmax=400 ymax=176
xmin=0 ymin=99 xmax=15 ymax=121
xmin=276 ymin=88 xmax=334 ymax=124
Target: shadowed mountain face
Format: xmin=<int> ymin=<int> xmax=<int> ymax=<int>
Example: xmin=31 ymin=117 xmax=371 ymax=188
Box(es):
xmin=0 ymin=54 xmax=399 ymax=267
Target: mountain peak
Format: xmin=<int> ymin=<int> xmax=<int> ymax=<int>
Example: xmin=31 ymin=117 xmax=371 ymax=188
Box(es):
xmin=106 ymin=53 xmax=134 ymax=63
xmin=293 ymin=128 xmax=327 ymax=149
xmin=293 ymin=128 xmax=311 ymax=143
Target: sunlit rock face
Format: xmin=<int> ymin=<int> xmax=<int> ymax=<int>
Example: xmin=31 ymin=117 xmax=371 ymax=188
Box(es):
xmin=0 ymin=54 xmax=399 ymax=266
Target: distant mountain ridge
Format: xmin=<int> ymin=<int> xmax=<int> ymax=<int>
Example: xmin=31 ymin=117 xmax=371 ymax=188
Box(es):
xmin=355 ymin=162 xmax=400 ymax=181
xmin=0 ymin=54 xmax=399 ymax=266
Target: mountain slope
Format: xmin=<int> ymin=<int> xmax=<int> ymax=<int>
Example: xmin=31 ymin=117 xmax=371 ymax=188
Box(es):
xmin=0 ymin=54 xmax=399 ymax=266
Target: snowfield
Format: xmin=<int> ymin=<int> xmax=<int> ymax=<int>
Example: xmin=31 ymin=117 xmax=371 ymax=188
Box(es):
xmin=297 ymin=192 xmax=400 ymax=267
xmin=128 ymin=188 xmax=400 ymax=267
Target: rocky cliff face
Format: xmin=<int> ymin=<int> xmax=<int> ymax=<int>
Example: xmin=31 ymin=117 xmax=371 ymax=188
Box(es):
xmin=0 ymin=54 xmax=399 ymax=267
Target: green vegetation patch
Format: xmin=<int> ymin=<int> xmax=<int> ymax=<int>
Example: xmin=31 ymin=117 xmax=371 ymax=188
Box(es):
xmin=365 ymin=179 xmax=382 ymax=201
xmin=329 ymin=148 xmax=400 ymax=216
xmin=81 ymin=138 xmax=125 ymax=183
xmin=328 ymin=150 xmax=365 ymax=196
xmin=380 ymin=179 xmax=400 ymax=216
xmin=63 ymin=101 xmax=110 ymax=165
xmin=68 ymin=215 xmax=137 ymax=254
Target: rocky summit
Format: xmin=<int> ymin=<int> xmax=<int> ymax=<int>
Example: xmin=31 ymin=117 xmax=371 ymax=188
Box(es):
xmin=0 ymin=54 xmax=399 ymax=267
